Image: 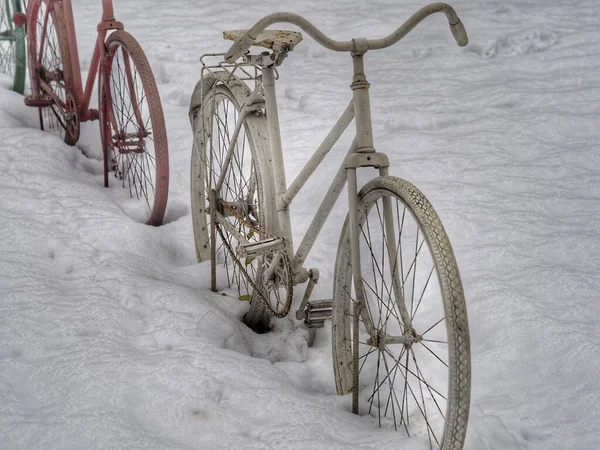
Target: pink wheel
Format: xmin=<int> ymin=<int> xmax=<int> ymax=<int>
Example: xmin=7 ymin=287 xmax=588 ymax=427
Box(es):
xmin=99 ymin=30 xmax=169 ymax=226
xmin=26 ymin=0 xmax=79 ymax=144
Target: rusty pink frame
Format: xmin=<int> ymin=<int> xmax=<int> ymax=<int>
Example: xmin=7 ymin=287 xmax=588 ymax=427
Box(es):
xmin=26 ymin=0 xmax=124 ymax=122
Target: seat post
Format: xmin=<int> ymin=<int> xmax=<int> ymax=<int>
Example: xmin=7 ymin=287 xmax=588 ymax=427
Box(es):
xmin=262 ymin=66 xmax=294 ymax=254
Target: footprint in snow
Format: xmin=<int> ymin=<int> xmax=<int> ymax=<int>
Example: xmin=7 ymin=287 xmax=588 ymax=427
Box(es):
xmin=468 ymin=29 xmax=560 ymax=59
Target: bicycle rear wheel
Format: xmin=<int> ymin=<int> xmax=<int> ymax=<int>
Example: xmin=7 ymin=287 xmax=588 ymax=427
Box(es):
xmin=190 ymin=73 xmax=289 ymax=332
xmin=99 ymin=30 xmax=169 ymax=226
xmin=332 ymin=176 xmax=470 ymax=449
xmin=26 ymin=0 xmax=79 ymax=144
xmin=0 ymin=0 xmax=26 ymax=94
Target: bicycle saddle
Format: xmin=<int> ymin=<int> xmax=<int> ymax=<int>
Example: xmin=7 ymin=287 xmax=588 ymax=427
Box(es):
xmin=223 ymin=29 xmax=303 ymax=52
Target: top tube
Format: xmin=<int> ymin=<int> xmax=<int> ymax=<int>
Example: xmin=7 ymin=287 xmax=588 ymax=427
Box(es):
xmin=225 ymin=2 xmax=468 ymax=62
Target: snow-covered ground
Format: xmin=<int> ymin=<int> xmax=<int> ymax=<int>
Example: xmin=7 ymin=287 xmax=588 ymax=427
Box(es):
xmin=1 ymin=0 xmax=599 ymax=448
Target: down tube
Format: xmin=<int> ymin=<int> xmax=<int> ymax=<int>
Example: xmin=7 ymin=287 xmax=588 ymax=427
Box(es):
xmin=292 ymin=137 xmax=358 ymax=269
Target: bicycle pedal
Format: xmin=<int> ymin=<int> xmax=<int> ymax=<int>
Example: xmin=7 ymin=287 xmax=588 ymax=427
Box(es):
xmin=237 ymin=237 xmax=284 ymax=258
xmin=304 ymin=299 xmax=333 ymax=328
xmin=24 ymin=95 xmax=53 ymax=107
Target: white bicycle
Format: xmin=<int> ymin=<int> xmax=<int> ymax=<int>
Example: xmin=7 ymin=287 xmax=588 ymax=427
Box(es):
xmin=190 ymin=3 xmax=471 ymax=448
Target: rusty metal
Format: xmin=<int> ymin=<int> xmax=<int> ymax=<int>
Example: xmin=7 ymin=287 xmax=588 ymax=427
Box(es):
xmin=210 ymin=189 xmax=217 ymax=292
xmin=198 ymin=52 xmax=272 ymax=87
xmin=295 ymin=268 xmax=319 ymax=320
xmin=23 ymin=95 xmax=53 ymax=107
xmin=352 ymin=299 xmax=359 ymax=414
xmin=223 ymin=29 xmax=302 ymax=52
xmin=114 ymin=141 xmax=144 ymax=154
xmin=12 ymin=11 xmax=26 ymax=28
xmin=96 ymin=19 xmax=123 ymax=32
xmin=215 ymin=196 xmax=293 ymax=318
xmin=303 ymin=299 xmax=333 ymax=328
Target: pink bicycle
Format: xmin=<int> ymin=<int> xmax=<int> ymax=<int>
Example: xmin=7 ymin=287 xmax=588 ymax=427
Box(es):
xmin=19 ymin=0 xmax=169 ymax=225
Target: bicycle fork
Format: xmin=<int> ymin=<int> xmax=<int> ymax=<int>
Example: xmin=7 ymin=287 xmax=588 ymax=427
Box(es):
xmin=345 ymin=52 xmax=416 ymax=412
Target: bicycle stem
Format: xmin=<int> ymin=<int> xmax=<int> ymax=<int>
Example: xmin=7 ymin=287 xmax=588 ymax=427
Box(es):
xmin=225 ymin=2 xmax=468 ymax=62
xmin=351 ymin=55 xmax=374 ymax=153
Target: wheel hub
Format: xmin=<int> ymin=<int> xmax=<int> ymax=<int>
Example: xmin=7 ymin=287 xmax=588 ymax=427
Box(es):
xmin=366 ymin=328 xmax=423 ymax=349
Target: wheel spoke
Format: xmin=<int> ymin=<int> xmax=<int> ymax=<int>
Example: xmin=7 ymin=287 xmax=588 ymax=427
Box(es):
xmin=421 ymin=316 xmax=445 ymax=337
xmin=333 ymin=180 xmax=469 ymax=447
xmin=411 ymin=265 xmax=435 ymax=320
xmin=419 ymin=342 xmax=448 ymax=368
xmin=359 ymin=219 xmax=404 ymax=333
xmin=411 ymin=347 xmax=446 ymax=419
xmin=102 ymin=33 xmax=167 ymax=225
xmin=410 ymin=347 xmax=439 ymax=447
xmin=196 ymin=86 xmax=290 ymax=319
xmin=33 ymin=1 xmax=75 ymax=142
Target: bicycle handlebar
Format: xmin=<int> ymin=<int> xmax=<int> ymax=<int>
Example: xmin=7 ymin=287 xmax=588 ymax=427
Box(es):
xmin=224 ymin=2 xmax=468 ymax=62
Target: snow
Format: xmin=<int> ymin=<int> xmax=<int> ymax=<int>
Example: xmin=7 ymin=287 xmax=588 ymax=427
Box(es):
xmin=1 ymin=0 xmax=599 ymax=448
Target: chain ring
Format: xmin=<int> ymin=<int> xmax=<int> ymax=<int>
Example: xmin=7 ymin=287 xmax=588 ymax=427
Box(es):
xmin=214 ymin=197 xmax=293 ymax=318
xmin=64 ymin=92 xmax=79 ymax=142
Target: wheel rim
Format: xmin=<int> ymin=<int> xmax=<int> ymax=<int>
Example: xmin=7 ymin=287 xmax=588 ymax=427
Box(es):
xmin=346 ymin=188 xmax=451 ymax=446
xmin=0 ymin=1 xmax=16 ymax=78
xmin=203 ymin=88 xmax=291 ymax=316
xmin=104 ymin=42 xmax=158 ymax=223
xmin=35 ymin=1 xmax=76 ymax=142
xmin=205 ymin=90 xmax=263 ymax=298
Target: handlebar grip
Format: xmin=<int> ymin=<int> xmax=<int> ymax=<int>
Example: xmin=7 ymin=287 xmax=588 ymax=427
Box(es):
xmin=449 ymin=18 xmax=468 ymax=46
xmin=225 ymin=33 xmax=256 ymax=62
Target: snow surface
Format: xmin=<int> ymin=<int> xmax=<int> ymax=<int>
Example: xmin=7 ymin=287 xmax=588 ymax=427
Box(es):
xmin=1 ymin=0 xmax=599 ymax=448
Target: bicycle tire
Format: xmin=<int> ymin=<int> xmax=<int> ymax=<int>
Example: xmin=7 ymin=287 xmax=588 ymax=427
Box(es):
xmin=332 ymin=176 xmax=470 ymax=449
xmin=0 ymin=0 xmax=26 ymax=93
xmin=26 ymin=0 xmax=79 ymax=144
xmin=99 ymin=30 xmax=169 ymax=226
xmin=190 ymin=73 xmax=283 ymax=332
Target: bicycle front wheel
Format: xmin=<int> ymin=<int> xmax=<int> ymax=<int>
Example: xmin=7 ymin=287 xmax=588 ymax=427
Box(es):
xmin=100 ymin=30 xmax=169 ymax=226
xmin=332 ymin=176 xmax=470 ymax=449
xmin=0 ymin=0 xmax=26 ymax=94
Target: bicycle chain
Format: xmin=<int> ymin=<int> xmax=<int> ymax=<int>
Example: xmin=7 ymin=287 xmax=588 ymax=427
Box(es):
xmin=215 ymin=198 xmax=293 ymax=318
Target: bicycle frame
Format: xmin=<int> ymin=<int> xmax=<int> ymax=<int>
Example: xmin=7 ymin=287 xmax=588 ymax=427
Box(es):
xmin=214 ymin=57 xmax=389 ymax=287
xmin=212 ymin=51 xmax=409 ymax=340
xmin=219 ymin=3 xmax=467 ymax=289
xmin=27 ymin=0 xmax=123 ymax=121
xmin=211 ymin=3 xmax=468 ymax=337
xmin=261 ymin=62 xmax=389 ymax=279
